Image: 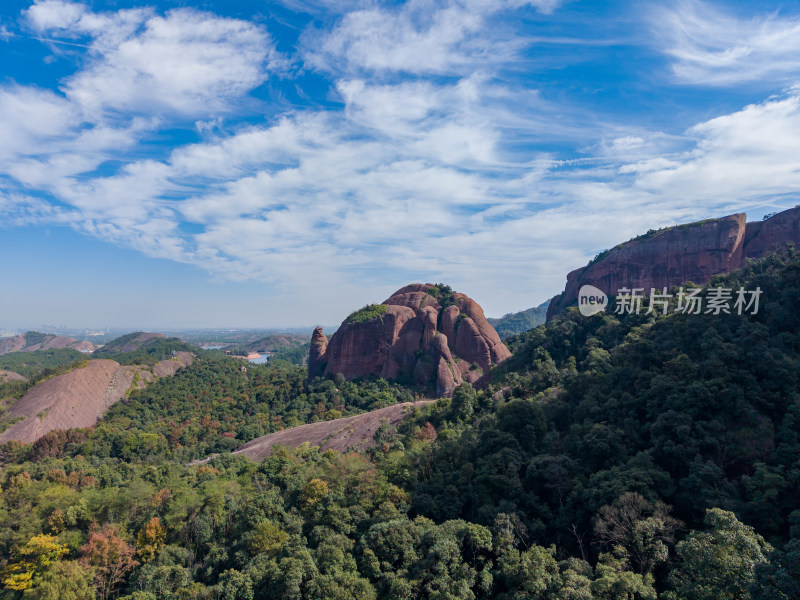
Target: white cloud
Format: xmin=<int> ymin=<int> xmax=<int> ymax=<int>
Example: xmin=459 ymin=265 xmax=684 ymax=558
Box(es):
xmin=0 ymin=193 xmax=77 ymax=227
xmin=304 ymin=0 xmax=563 ymax=75
xmin=25 ymin=0 xmax=86 ymax=31
xmin=23 ymin=2 xmax=277 ymax=117
xmin=0 ymin=2 xmax=279 ymax=208
xmin=67 ymin=10 xmax=274 ymax=117
xmin=654 ymin=0 xmax=800 ymax=85
xmin=0 ymin=87 xmax=79 ymax=160
xmin=633 ymin=91 xmax=800 ymax=199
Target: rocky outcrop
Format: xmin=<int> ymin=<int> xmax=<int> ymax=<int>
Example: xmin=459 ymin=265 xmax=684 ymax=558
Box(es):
xmin=191 ymin=400 xmax=435 ymax=463
xmin=308 ymin=327 xmax=329 ymax=378
xmin=547 ymin=206 xmax=800 ymax=319
xmin=0 ymin=353 xmax=194 ymax=444
xmin=310 ymin=284 xmax=511 ymax=396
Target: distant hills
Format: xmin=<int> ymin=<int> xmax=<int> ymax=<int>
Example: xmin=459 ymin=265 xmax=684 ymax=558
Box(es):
xmin=0 ymin=331 xmax=95 ymax=355
xmin=225 ymin=333 xmax=310 ymax=356
xmin=488 ymin=302 xmax=549 ymax=339
xmin=0 ymin=348 xmax=84 ymax=380
xmin=93 ymin=331 xmax=166 ymax=354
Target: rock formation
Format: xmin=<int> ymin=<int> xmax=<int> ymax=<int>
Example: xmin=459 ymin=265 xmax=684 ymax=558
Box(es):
xmin=308 ymin=284 xmax=511 ymax=396
xmin=308 ymin=327 xmax=329 ymax=378
xmin=547 ymin=206 xmax=800 ymax=319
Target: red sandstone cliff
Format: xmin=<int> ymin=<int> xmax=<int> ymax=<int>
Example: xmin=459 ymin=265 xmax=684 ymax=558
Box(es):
xmin=308 ymin=284 xmax=511 ymax=396
xmin=742 ymin=206 xmax=800 ymax=260
xmin=547 ymin=206 xmax=800 ymax=319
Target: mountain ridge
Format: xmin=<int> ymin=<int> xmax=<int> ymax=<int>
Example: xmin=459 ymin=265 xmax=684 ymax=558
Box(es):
xmin=547 ymin=205 xmax=800 ymax=318
xmin=0 ymin=331 xmax=96 ymax=355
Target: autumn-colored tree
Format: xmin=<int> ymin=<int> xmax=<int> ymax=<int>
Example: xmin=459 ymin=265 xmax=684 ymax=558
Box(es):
xmin=80 ymin=523 xmax=139 ymax=600
xmin=313 ymin=401 xmax=327 ymax=420
xmin=151 ymin=488 xmax=172 ymax=509
xmin=80 ymin=475 xmax=99 ymax=489
xmin=300 ymin=478 xmax=329 ymax=511
xmin=1 ymin=534 xmax=68 ymax=591
xmin=246 ymin=520 xmax=288 ymax=556
xmin=48 ymin=509 xmax=66 ymax=534
xmin=136 ymin=517 xmax=167 ymax=562
xmin=5 ymin=470 xmax=32 ymax=497
xmin=417 ymin=422 xmax=437 ymax=442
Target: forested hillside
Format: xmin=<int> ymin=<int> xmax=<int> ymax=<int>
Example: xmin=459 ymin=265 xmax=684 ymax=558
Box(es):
xmin=93 ymin=334 xmax=195 ymax=366
xmin=488 ymin=302 xmax=549 ymax=339
xmin=0 ymin=250 xmax=798 ymax=599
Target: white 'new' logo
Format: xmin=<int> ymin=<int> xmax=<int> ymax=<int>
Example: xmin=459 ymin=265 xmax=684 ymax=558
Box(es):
xmin=578 ymin=285 xmax=608 ymax=316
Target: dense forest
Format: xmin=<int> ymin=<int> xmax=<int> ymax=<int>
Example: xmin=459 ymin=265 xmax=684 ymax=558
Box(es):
xmin=0 ymin=249 xmax=798 ymax=599
xmin=0 ymin=349 xmax=84 ymax=380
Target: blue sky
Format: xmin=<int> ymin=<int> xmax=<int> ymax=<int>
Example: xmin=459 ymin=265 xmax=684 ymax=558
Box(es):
xmin=2 ymin=0 xmax=800 ymax=330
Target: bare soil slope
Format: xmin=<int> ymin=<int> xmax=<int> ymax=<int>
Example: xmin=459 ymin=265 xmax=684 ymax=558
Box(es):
xmin=152 ymin=352 xmax=194 ymax=377
xmin=0 ymin=353 xmax=193 ymax=444
xmin=199 ymin=400 xmax=434 ymax=463
xmin=0 ymin=370 xmax=27 ymax=382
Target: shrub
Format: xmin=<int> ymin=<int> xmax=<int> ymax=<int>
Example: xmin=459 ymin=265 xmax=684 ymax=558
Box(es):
xmin=346 ymin=304 xmax=388 ymax=324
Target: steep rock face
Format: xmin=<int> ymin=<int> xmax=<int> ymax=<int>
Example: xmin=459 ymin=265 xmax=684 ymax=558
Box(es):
xmin=743 ymin=206 xmax=800 ymax=259
xmin=310 ymin=284 xmax=510 ymax=396
xmin=547 ymin=206 xmax=800 ymax=319
xmin=322 ymin=305 xmax=417 ymax=380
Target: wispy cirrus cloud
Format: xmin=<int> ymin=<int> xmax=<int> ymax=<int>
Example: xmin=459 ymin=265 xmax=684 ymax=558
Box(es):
xmin=653 ymin=0 xmax=800 ymax=85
